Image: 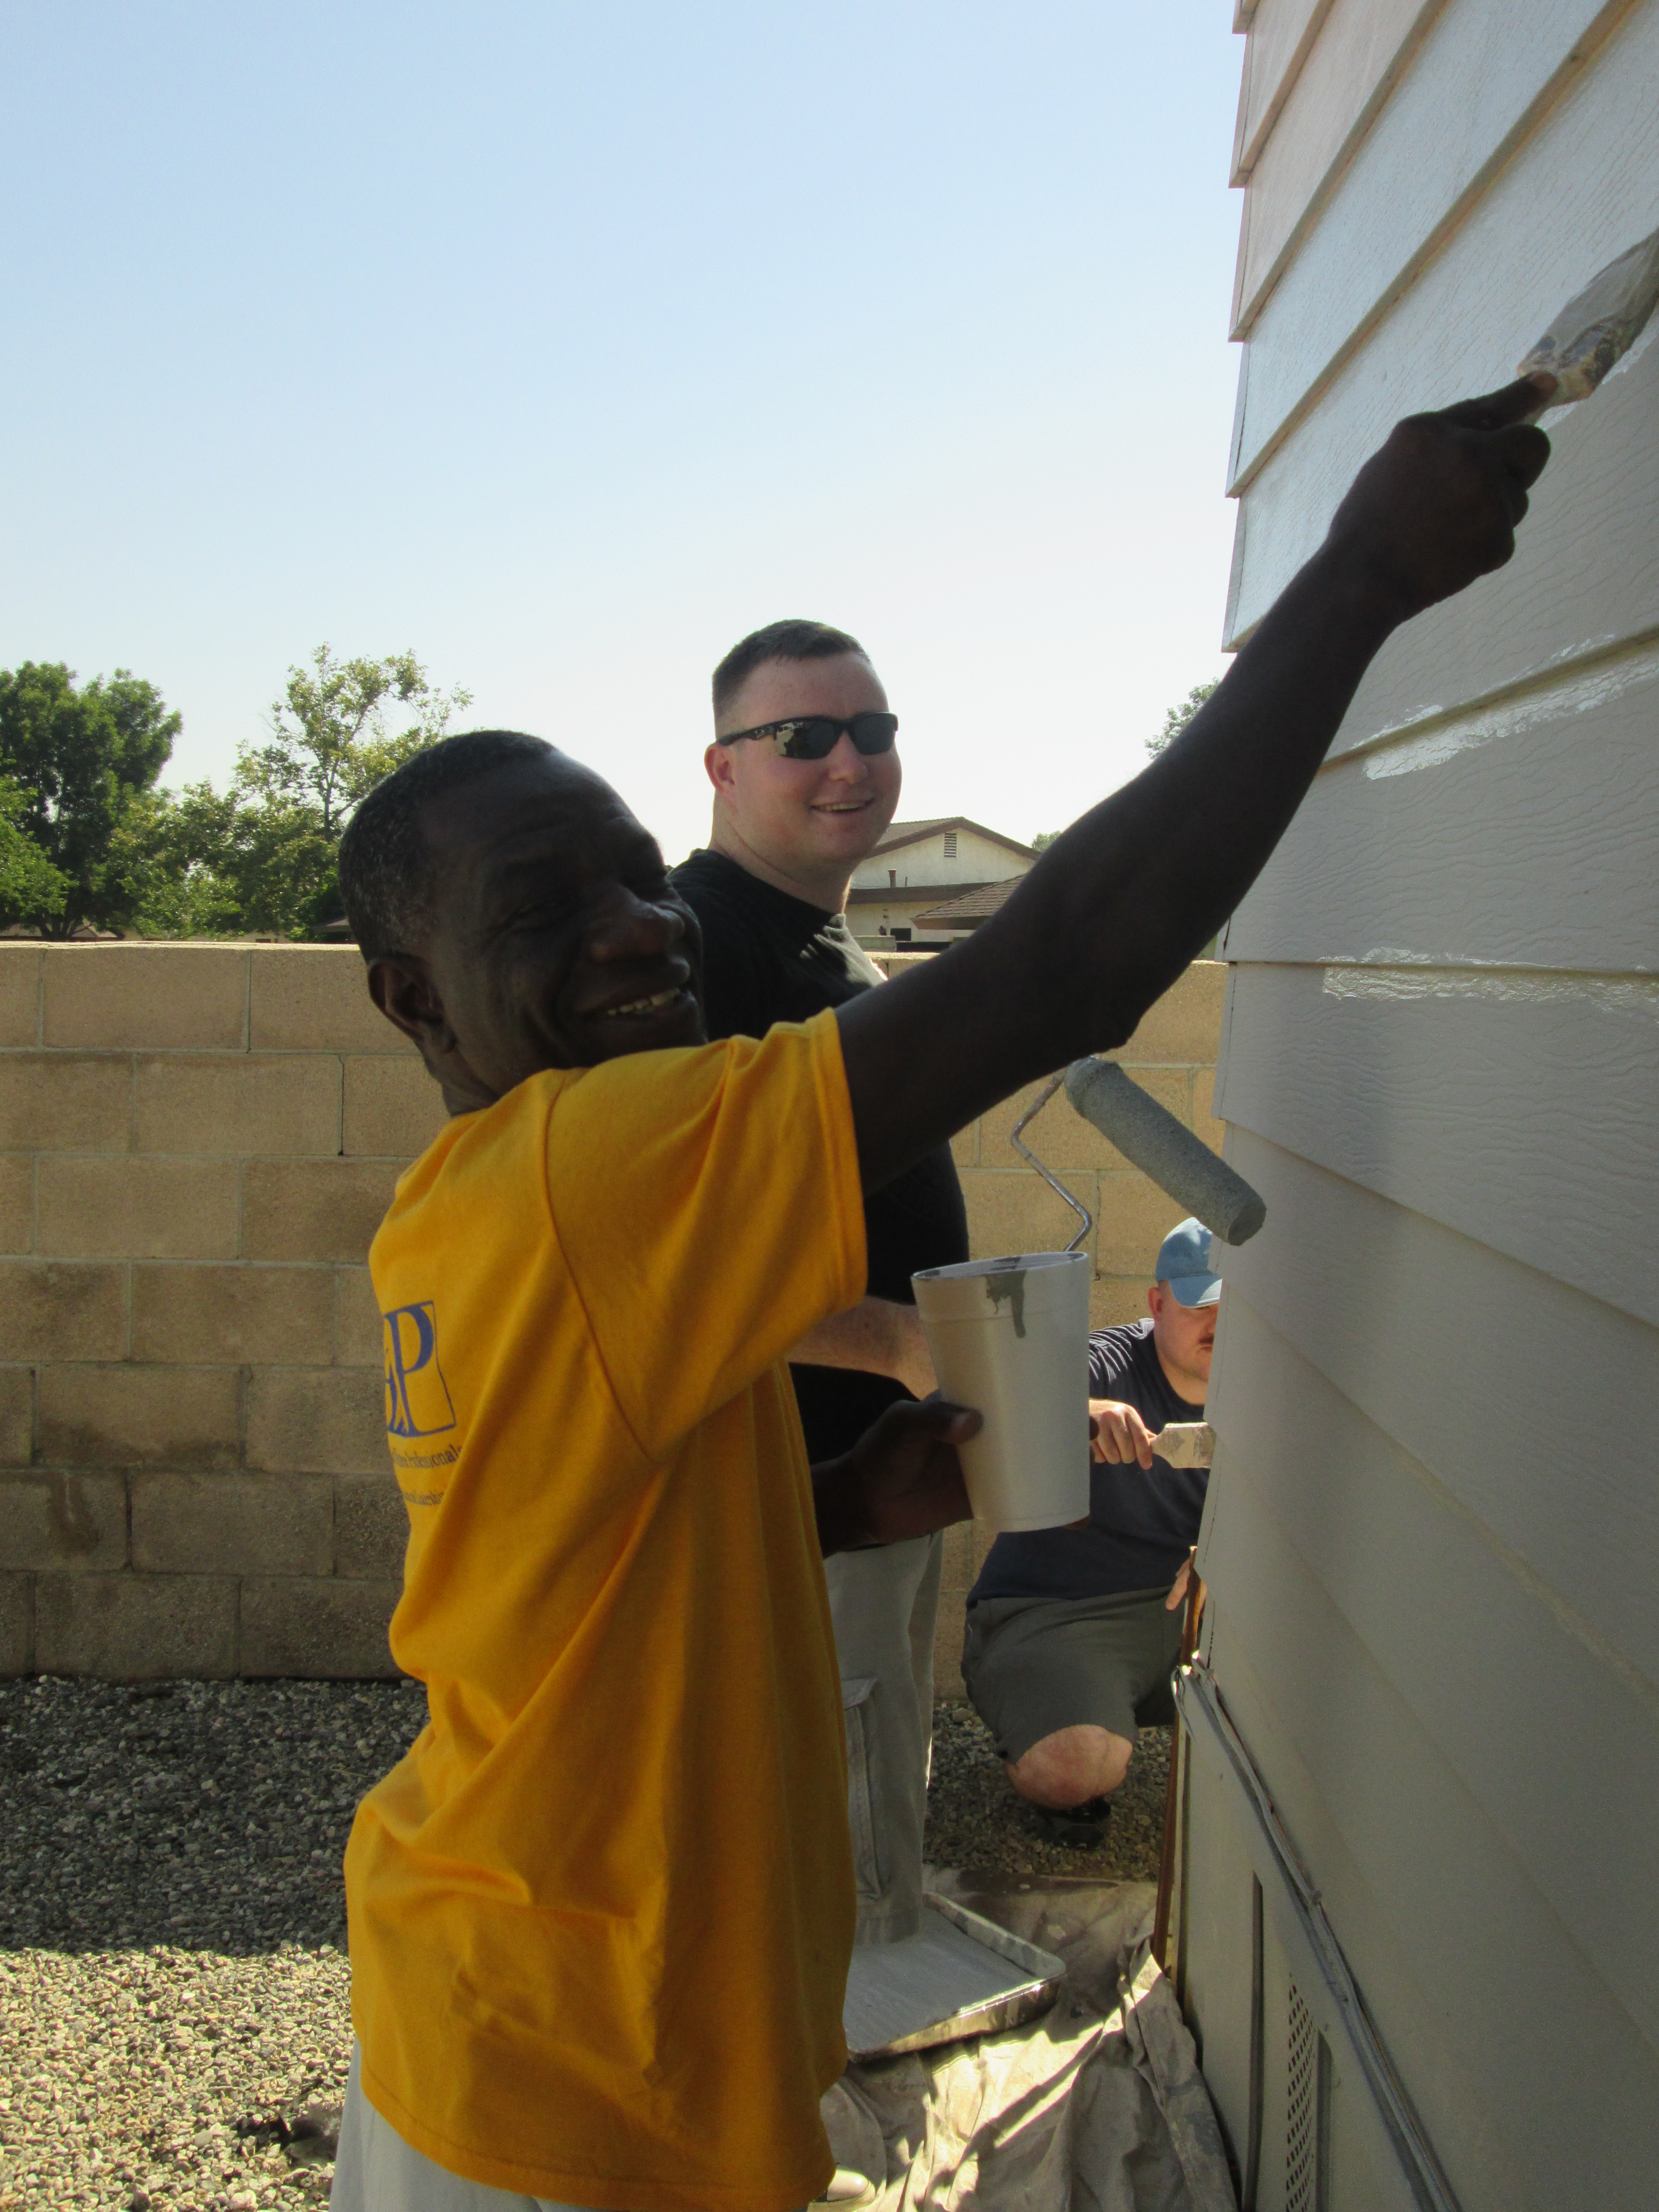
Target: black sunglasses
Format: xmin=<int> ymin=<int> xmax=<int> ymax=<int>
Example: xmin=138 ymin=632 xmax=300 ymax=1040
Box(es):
xmin=716 ymin=711 xmax=899 ymax=761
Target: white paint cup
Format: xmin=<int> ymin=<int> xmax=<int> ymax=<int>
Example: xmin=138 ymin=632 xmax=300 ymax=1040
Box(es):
xmin=910 ymin=1250 xmax=1092 ymax=1532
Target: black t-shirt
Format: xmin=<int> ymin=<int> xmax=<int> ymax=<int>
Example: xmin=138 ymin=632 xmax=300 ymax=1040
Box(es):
xmin=969 ymin=1319 xmax=1206 ymax=1605
xmin=671 ymin=847 xmax=970 ymax=1463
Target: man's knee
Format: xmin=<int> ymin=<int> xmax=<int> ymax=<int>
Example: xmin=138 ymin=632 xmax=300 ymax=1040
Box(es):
xmin=1006 ymin=1724 xmax=1133 ymax=1808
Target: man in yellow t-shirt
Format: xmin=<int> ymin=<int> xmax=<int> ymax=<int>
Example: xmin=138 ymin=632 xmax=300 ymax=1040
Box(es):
xmin=327 ymin=378 xmax=1550 ymax=2212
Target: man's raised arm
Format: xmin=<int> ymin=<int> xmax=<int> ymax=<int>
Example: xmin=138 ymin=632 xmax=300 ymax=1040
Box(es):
xmin=837 ymin=378 xmax=1553 ymax=1191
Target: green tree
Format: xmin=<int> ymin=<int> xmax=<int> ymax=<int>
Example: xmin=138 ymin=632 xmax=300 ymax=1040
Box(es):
xmin=120 ymin=645 xmax=472 ymax=940
xmin=1146 ymin=680 xmax=1218 ymax=759
xmin=240 ymin=644 xmax=473 ymax=834
xmin=0 ymin=776 xmax=71 ymax=927
xmin=0 ymin=662 xmax=179 ymax=933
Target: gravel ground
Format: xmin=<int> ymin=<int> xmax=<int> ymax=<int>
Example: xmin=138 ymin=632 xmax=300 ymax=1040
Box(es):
xmin=924 ymin=1703 xmax=1171 ymax=1883
xmin=0 ymin=1679 xmax=1167 ymax=2209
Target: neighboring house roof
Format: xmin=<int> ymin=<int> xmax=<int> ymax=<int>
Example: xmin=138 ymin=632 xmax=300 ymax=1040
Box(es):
xmin=910 ymin=879 xmax=1022 ymax=928
xmin=871 ymin=816 xmax=1036 ymax=861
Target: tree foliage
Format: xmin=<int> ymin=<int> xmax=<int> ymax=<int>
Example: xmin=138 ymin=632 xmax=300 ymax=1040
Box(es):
xmin=0 ymin=776 xmax=71 ymax=926
xmin=1146 ymin=680 xmax=1218 ymax=759
xmin=0 ymin=662 xmax=179 ymax=933
xmin=118 ymin=645 xmax=472 ymax=939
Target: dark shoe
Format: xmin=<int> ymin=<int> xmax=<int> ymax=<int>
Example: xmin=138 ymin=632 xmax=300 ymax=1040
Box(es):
xmin=1029 ymin=1794 xmax=1113 ymax=1849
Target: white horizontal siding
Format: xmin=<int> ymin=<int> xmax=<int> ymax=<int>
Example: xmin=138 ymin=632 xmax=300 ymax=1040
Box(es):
xmin=1231 ymin=0 xmax=1334 ymax=183
xmin=1231 ymin=0 xmax=1443 ymax=332
xmin=1201 ymin=6 xmax=1659 ymax=2201
xmin=1223 ymin=651 xmax=1659 ymax=974
xmin=1229 ymin=0 xmax=1637 ymax=481
xmin=1223 ymin=0 xmax=1659 ymax=644
xmin=1214 ymin=963 xmax=1659 ymax=1324
xmin=1208 ymin=1292 xmax=1659 ymax=2046
xmin=1198 ymin=1552 xmax=1659 ymax=2212
xmin=1211 ymin=1131 xmax=1659 ymax=1698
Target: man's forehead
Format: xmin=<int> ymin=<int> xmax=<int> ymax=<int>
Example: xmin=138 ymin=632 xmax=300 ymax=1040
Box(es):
xmin=421 ymin=755 xmax=637 ymax=870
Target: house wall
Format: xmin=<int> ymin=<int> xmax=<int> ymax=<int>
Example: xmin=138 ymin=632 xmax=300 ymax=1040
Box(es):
xmin=850 ymin=825 xmax=1030 ymax=891
xmin=0 ymin=942 xmax=1224 ymax=1692
xmin=1187 ymin=5 xmax=1659 ymax=2208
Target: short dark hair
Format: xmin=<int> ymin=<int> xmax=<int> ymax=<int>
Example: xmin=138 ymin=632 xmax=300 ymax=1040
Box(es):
xmin=711 ymin=619 xmax=868 ymax=721
xmin=337 ymin=729 xmax=554 ymax=960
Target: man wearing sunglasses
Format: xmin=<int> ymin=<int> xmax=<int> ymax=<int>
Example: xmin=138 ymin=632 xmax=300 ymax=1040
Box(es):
xmin=670 ymin=620 xmax=966 ymax=1951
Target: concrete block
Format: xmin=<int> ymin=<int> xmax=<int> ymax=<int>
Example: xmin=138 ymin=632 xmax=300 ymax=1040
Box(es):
xmin=132 ymin=1263 xmax=333 ymax=1365
xmin=1091 ymin=1276 xmax=1154 ymax=1331
xmin=42 ymin=944 xmax=248 ymax=1050
xmin=1105 ymin=960 xmax=1227 ymax=1067
xmin=38 ymin=1365 xmax=240 ymax=1469
xmin=250 ymin=946 xmax=415 ymax=1053
xmin=0 ymin=1368 xmax=31 ymax=1463
xmin=334 ymin=1267 xmax=383 ymax=1367
xmin=0 ymin=1472 xmax=128 ymax=1570
xmin=949 ymin=1123 xmax=978 ymax=1169
xmin=342 ymin=1057 xmax=447 ymax=1157
xmin=0 ymin=1573 xmax=29 ymax=1674
xmin=0 ymin=1157 xmax=32 ymax=1254
xmin=239 ymin=1575 xmax=403 ymax=1678
xmin=335 ymin=1472 xmax=409 ymax=1578
xmin=241 ymin=1159 xmax=401 ymax=1263
xmin=980 ymin=1066 xmax=1192 ymax=1173
xmin=37 ymin=1155 xmax=239 ymax=1260
xmin=0 ymin=1054 xmax=131 ymax=1152
xmin=134 ymin=1055 xmax=341 ymax=1157
xmin=0 ymin=1261 xmax=127 ymax=1361
xmin=131 ymin=1472 xmax=333 ymax=1575
xmin=246 ymin=1367 xmax=385 ymax=1474
xmin=1193 ymin=1068 xmax=1226 ymax=1158
xmin=1096 ymin=1171 xmax=1187 ymax=1280
xmin=962 ymin=1168 xmax=1097 ymax=1268
xmin=0 ymin=948 xmax=41 ymax=1046
xmin=932 ymin=1587 xmax=968 ymax=1704
xmin=35 ymin=1570 xmax=237 ymax=1679
xmin=938 ymin=1518 xmax=976 ymax=1595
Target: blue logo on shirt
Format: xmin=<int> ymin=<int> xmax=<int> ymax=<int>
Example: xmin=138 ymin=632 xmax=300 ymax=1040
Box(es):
xmin=383 ymin=1301 xmax=457 ymax=1438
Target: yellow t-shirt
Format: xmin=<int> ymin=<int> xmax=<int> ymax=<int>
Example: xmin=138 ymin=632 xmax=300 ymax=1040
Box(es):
xmin=345 ymin=1012 xmax=866 ymax=2212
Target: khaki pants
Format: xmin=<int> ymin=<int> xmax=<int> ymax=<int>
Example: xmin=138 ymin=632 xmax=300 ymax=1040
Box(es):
xmin=826 ymin=1530 xmax=942 ymax=1946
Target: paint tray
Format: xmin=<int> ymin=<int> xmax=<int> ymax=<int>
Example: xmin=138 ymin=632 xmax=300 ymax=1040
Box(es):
xmin=842 ymin=1891 xmax=1065 ymax=2061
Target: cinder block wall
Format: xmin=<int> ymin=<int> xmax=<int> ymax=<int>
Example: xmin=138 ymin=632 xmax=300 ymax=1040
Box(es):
xmin=0 ymin=947 xmax=1223 ymax=1686
xmin=873 ymin=957 xmax=1228 ymax=1700
xmin=0 ymin=945 xmax=446 ymax=1681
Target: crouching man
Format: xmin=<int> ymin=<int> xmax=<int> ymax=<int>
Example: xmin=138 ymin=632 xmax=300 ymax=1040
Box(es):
xmin=963 ymin=1217 xmax=1217 ymax=1848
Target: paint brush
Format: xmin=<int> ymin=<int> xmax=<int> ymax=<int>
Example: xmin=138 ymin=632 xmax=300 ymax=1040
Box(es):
xmin=1517 ymin=224 xmax=1659 ymax=415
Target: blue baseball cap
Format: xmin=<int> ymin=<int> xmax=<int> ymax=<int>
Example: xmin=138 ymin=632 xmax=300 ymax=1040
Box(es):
xmin=1154 ymin=1217 xmax=1221 ymax=1308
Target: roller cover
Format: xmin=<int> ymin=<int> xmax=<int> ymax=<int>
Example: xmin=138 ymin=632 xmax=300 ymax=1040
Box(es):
xmin=1063 ymin=1058 xmax=1266 ymax=1247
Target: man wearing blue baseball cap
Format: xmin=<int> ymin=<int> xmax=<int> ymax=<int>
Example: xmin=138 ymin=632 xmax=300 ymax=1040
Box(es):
xmin=961 ymin=1216 xmax=1219 ymax=1846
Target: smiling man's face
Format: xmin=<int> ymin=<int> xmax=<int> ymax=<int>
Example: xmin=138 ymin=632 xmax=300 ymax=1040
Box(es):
xmin=705 ymin=651 xmax=902 ymax=904
xmin=369 ymin=751 xmax=705 ymax=1106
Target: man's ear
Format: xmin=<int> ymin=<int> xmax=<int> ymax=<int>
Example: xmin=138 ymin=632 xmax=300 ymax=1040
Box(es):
xmin=704 ymin=742 xmax=736 ymax=799
xmin=368 ymin=957 xmax=458 ymax=1061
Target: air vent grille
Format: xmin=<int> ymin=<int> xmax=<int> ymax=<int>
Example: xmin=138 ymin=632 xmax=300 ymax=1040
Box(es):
xmin=1286 ymin=1978 xmax=1317 ymax=2211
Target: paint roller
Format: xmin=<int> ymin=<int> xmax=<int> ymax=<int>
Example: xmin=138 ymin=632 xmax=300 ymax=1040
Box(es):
xmin=1064 ymin=1057 xmax=1266 ymax=1247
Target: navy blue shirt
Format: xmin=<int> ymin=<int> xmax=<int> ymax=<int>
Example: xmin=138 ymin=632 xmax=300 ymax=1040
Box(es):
xmin=969 ymin=1320 xmax=1206 ymax=1604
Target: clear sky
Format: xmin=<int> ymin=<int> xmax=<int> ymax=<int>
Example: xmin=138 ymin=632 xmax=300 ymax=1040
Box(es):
xmin=2 ymin=3 xmax=1246 ymax=865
